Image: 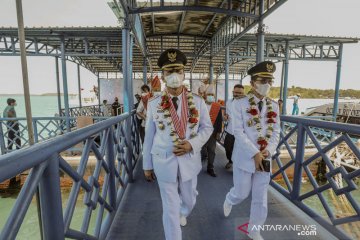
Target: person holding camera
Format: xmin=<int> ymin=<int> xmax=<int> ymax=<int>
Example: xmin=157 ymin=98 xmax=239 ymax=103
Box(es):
xmin=223 ymin=61 xmax=280 ymax=240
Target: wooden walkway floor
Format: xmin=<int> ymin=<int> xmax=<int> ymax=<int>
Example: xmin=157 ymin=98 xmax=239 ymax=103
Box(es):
xmin=107 ymin=146 xmax=337 ymax=240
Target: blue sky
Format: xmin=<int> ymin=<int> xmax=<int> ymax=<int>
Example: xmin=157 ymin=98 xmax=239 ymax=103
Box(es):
xmin=0 ymin=0 xmax=359 ymax=94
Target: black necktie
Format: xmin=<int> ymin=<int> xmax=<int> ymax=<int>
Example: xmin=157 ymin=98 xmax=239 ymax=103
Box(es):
xmin=172 ymin=97 xmax=178 ymax=111
xmin=258 ymin=100 xmax=263 ymax=112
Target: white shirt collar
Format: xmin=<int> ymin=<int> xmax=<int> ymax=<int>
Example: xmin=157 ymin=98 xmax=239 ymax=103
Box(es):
xmin=253 ymin=94 xmax=265 ymax=104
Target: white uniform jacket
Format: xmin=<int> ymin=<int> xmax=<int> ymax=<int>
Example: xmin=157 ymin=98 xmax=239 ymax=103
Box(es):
xmin=231 ymin=95 xmax=280 ymax=173
xmin=143 ymin=93 xmax=213 ymax=183
xmin=225 ymin=99 xmax=234 ymax=135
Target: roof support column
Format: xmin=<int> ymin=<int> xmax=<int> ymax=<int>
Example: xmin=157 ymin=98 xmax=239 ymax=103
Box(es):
xmin=240 ymin=74 xmax=244 ymax=85
xmin=190 ymin=72 xmax=193 ymax=92
xmin=209 ymin=59 xmax=214 ymax=84
xmin=225 ymin=46 xmax=229 ymax=104
xmin=143 ymin=57 xmax=147 ymax=84
xmin=256 ymin=0 xmax=265 ymax=63
xmin=97 ymin=73 xmax=101 ymax=106
xmin=279 ymin=60 xmax=285 ymax=104
xmin=77 ymin=64 xmax=82 ymax=108
xmin=60 ymin=36 xmax=70 ymax=132
xmin=122 ymin=22 xmax=134 ymax=182
xmin=16 ymin=0 xmax=35 ymax=144
xmin=333 ymin=43 xmax=343 ymax=121
xmin=209 ymin=40 xmax=214 ymax=84
xmin=55 ymin=57 xmax=62 ymax=116
xmin=16 ymin=3 xmax=42 ymax=239
xmin=215 ymin=78 xmax=218 ymax=101
xmin=282 ymin=41 xmax=290 ymax=115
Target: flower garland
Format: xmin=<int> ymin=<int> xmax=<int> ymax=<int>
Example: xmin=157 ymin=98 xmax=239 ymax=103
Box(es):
xmin=158 ymin=89 xmax=199 ymax=145
xmin=246 ymin=93 xmax=277 ymax=151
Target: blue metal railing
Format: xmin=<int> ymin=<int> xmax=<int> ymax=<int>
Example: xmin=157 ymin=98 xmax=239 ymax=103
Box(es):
xmin=60 ymin=104 xmax=123 ymax=118
xmin=272 ymin=116 xmax=360 ymax=239
xmin=0 ymin=116 xmax=112 ymax=155
xmin=0 ymin=111 xmax=141 ymax=239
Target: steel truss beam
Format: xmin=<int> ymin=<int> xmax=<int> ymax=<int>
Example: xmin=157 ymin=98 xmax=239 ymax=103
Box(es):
xmin=115 ymin=0 xmax=153 ymax=73
xmin=191 ymin=0 xmax=288 ymax=73
xmin=178 ymin=0 xmax=187 ymax=34
xmin=215 ymin=42 xmax=341 ymax=76
xmin=0 ymin=33 xmax=127 ymax=73
xmin=129 ymin=6 xmax=258 ymax=19
xmin=202 ymin=0 xmax=227 ymax=36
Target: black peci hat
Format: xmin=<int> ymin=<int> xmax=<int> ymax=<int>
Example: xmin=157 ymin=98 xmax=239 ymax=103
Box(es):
xmin=157 ymin=48 xmax=187 ymax=70
xmin=247 ymin=61 xmax=276 ymax=79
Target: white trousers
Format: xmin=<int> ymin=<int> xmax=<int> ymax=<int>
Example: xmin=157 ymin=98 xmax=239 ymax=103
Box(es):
xmin=225 ymin=167 xmax=270 ymax=234
xmin=157 ymin=176 xmax=198 ymax=240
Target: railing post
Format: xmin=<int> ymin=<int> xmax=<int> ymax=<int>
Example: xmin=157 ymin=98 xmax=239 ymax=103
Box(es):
xmin=60 ymin=36 xmax=71 ymax=132
xmin=106 ymin=128 xmax=116 ymax=209
xmin=256 ymin=0 xmax=265 ymax=63
xmin=55 ymin=57 xmax=62 ymax=116
xmin=33 ymin=119 xmax=39 ymax=143
xmin=38 ymin=154 xmax=64 ymax=239
xmin=332 ymin=43 xmax=343 ymax=121
xmin=0 ymin=122 xmax=6 ymax=154
xmin=77 ymin=64 xmax=82 ymax=108
xmin=122 ymin=21 xmax=134 ymax=182
xmin=282 ymin=41 xmax=290 ymax=115
xmin=225 ymin=46 xmax=229 ymax=105
xmin=291 ymin=122 xmax=305 ymax=200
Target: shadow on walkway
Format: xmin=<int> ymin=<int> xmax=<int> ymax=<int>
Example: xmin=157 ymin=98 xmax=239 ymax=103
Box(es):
xmin=107 ymin=146 xmax=336 ymax=240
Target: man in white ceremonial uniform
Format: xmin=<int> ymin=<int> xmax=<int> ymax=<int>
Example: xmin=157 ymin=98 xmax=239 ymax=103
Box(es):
xmin=223 ymin=84 xmax=245 ymax=169
xmin=143 ymin=48 xmax=213 ymax=240
xmin=223 ymin=61 xmax=280 ymax=240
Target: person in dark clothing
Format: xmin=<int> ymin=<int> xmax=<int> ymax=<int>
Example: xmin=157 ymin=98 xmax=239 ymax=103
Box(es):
xmin=201 ymin=85 xmax=223 ymax=177
xmin=3 ymin=98 xmax=21 ymax=151
xmin=136 ymin=84 xmax=151 ymax=144
xmin=111 ymin=97 xmax=121 ymax=116
xmin=134 ymin=94 xmax=141 ymax=109
xmin=224 ymin=84 xmax=245 ymax=169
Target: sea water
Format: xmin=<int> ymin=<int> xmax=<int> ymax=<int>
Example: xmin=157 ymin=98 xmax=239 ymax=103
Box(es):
xmin=0 ymin=95 xmax=63 ymax=117
xmin=1 ymin=95 xmax=359 ymax=117
xmin=1 ymin=96 xmax=359 ymax=239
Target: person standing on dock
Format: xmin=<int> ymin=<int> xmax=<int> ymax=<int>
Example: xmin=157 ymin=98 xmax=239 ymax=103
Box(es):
xmin=143 ymin=48 xmax=213 ymax=240
xmin=201 ymin=84 xmax=223 ymax=177
xmin=136 ymin=84 xmax=151 ymax=143
xmin=291 ymin=93 xmax=301 ymax=115
xmin=101 ymin=99 xmax=110 ymax=117
xmin=223 ymin=61 xmax=280 ymax=240
xmin=111 ymin=97 xmax=121 ymax=116
xmin=3 ymin=98 xmax=21 ymax=151
xmin=278 ymin=99 xmax=283 ymax=115
xmin=223 ymin=84 xmax=245 ymax=169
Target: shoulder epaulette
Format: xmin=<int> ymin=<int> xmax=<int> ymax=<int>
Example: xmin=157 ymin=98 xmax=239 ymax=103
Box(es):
xmin=149 ymin=95 xmax=161 ymax=102
xmin=266 ymin=97 xmax=277 ymax=104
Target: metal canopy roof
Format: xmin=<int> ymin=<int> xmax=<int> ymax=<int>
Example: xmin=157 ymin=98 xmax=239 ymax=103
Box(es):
xmin=134 ymin=0 xmax=265 ymax=38
xmin=0 ymin=0 xmax=358 ymax=77
xmin=1 ymin=27 xmax=358 ymax=77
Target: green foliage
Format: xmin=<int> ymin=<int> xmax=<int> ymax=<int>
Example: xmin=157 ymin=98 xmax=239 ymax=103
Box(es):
xmin=242 ymin=86 xmax=360 ymax=99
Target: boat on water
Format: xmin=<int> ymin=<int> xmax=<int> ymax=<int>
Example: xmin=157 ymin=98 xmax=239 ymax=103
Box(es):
xmin=304 ymin=101 xmax=360 ymax=124
xmin=69 ymin=89 xmax=99 ymax=107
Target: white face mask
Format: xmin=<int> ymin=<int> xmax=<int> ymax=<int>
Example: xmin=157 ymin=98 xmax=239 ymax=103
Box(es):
xmin=255 ymin=83 xmax=271 ymax=96
xmin=206 ymin=95 xmax=215 ymax=103
xmin=165 ymin=73 xmax=184 ymax=88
